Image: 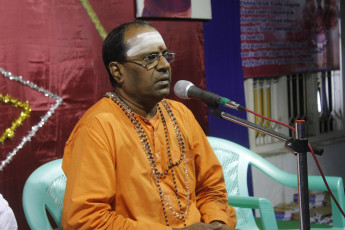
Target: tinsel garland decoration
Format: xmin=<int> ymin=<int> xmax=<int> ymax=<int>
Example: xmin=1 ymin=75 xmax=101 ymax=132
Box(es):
xmin=0 ymin=94 xmax=31 ymax=144
xmin=0 ymin=68 xmax=63 ymax=171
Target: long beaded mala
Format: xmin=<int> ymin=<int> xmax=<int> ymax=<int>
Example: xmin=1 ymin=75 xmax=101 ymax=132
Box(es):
xmin=104 ymin=92 xmax=190 ymax=226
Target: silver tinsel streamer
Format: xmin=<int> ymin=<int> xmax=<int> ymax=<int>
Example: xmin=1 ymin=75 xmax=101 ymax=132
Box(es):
xmin=0 ymin=68 xmax=63 ymax=171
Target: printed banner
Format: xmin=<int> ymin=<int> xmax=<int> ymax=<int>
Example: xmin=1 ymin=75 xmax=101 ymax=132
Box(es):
xmin=240 ymin=0 xmax=340 ymax=78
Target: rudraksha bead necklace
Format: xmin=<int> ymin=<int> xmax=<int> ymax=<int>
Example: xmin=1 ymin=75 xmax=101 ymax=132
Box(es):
xmin=104 ymin=91 xmax=190 ymax=226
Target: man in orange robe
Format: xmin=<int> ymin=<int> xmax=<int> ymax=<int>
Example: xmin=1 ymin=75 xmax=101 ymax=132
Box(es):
xmin=62 ymin=20 xmax=236 ymax=230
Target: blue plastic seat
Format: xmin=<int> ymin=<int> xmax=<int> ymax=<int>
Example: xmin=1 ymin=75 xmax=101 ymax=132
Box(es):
xmin=207 ymin=136 xmax=345 ymax=230
xmin=22 ymin=159 xmax=66 ymax=230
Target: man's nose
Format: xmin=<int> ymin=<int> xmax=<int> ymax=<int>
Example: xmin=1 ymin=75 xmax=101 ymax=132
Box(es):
xmin=155 ymin=55 xmax=170 ymax=70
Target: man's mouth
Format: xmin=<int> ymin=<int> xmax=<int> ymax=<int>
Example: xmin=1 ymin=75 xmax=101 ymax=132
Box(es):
xmin=156 ymin=79 xmax=170 ymax=86
xmin=156 ymin=75 xmax=170 ymax=85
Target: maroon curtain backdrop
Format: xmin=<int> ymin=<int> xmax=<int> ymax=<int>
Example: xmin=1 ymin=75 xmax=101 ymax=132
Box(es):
xmin=0 ymin=0 xmax=207 ymax=228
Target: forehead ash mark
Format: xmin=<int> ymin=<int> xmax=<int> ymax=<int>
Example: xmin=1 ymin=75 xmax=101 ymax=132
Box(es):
xmin=126 ymin=31 xmax=166 ymax=57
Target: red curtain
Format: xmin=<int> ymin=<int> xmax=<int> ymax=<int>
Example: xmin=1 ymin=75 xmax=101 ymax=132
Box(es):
xmin=0 ymin=0 xmax=207 ymax=228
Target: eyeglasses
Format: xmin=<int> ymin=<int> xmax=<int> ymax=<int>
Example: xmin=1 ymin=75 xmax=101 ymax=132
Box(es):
xmin=125 ymin=52 xmax=175 ymax=70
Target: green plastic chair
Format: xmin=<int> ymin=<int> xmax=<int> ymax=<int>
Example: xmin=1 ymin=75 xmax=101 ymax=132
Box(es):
xmin=207 ymin=136 xmax=345 ymax=230
xmin=22 ymin=159 xmax=66 ymax=230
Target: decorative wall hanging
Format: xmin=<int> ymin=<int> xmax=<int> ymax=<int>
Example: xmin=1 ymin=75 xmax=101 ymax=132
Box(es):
xmin=0 ymin=68 xmax=63 ymax=171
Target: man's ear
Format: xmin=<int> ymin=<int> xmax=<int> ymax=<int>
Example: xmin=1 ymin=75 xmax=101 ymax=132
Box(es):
xmin=109 ymin=62 xmax=124 ymax=84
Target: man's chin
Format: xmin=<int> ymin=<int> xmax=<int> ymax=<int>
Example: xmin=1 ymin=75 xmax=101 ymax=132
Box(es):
xmin=155 ymin=88 xmax=170 ymax=100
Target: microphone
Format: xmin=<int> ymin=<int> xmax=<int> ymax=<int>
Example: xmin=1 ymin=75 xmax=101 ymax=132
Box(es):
xmin=173 ymin=80 xmax=246 ymax=111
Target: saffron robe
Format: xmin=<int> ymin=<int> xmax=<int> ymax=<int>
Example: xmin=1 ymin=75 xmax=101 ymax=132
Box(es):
xmin=62 ymin=98 xmax=236 ymax=229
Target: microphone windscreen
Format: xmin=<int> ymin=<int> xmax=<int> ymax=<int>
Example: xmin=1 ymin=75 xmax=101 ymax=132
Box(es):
xmin=174 ymin=80 xmax=194 ymax=99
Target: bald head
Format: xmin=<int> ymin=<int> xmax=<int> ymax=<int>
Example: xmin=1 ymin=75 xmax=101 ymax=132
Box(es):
xmin=102 ymin=20 xmax=155 ymax=87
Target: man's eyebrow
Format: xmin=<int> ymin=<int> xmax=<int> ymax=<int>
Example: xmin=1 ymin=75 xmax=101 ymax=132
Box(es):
xmin=145 ymin=49 xmax=169 ymax=56
xmin=142 ymin=51 xmax=159 ymax=57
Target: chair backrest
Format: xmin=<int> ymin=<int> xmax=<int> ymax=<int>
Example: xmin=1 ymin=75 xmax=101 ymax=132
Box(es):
xmin=23 ymin=159 xmax=66 ymax=230
xmin=207 ymin=136 xmax=260 ymax=230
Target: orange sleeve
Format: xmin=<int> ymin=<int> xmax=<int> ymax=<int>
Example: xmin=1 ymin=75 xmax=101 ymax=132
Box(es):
xmin=62 ymin=121 xmax=171 ymax=230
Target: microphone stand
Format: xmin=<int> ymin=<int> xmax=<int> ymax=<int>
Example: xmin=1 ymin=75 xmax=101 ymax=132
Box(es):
xmin=209 ymin=107 xmax=323 ymax=230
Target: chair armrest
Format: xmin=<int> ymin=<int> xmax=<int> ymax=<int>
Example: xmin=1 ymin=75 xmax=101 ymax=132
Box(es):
xmin=228 ymin=196 xmax=278 ymax=230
